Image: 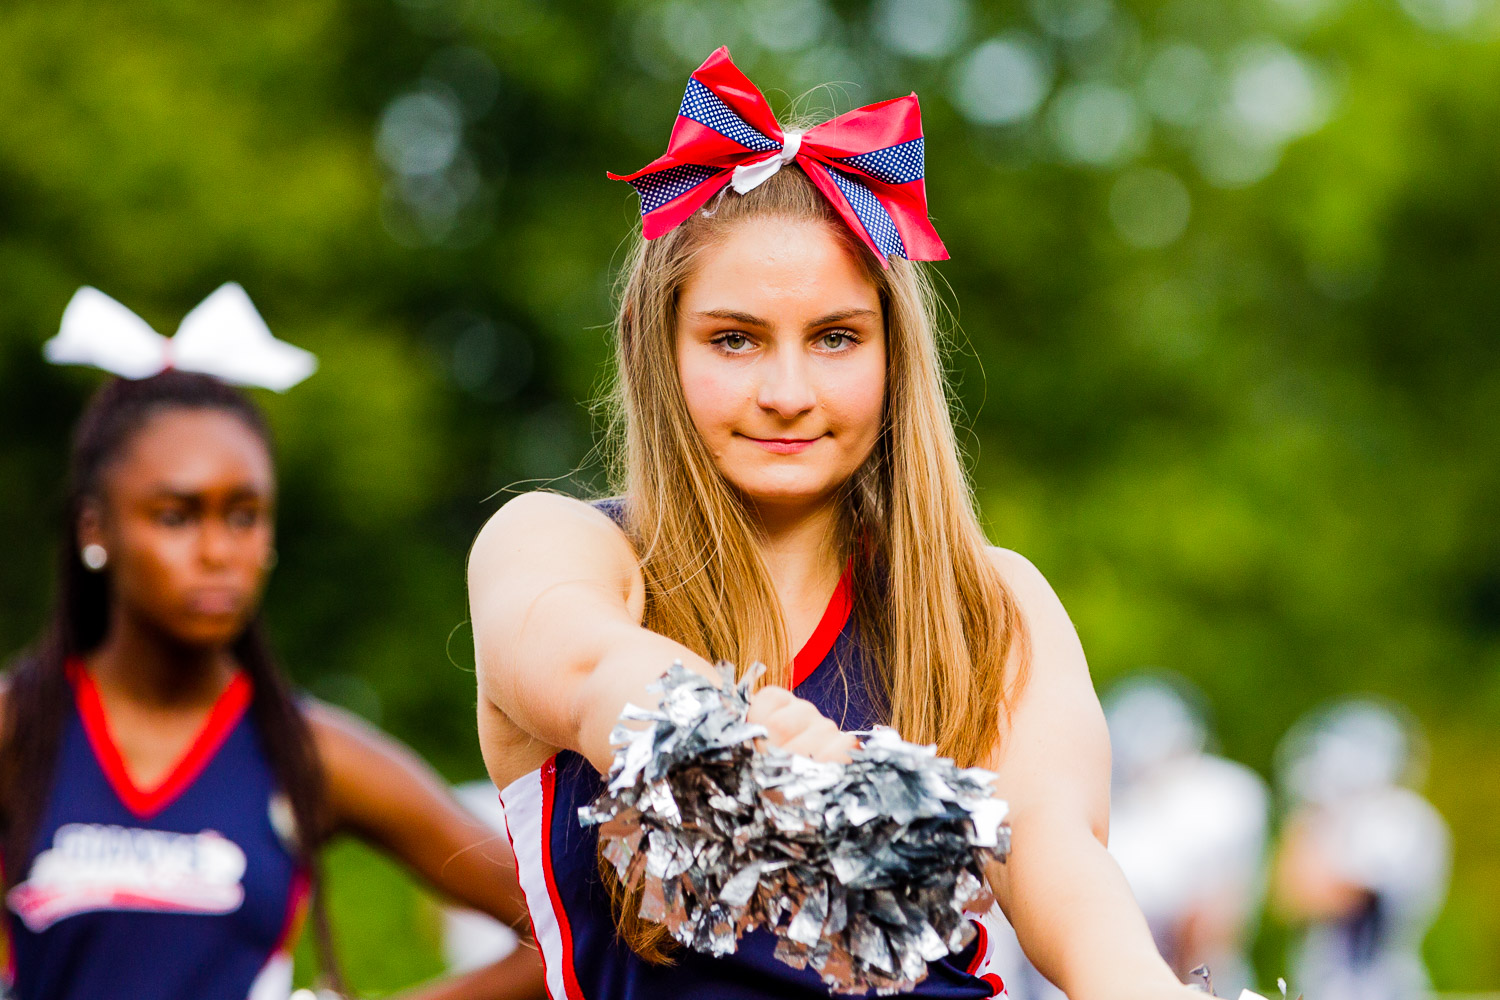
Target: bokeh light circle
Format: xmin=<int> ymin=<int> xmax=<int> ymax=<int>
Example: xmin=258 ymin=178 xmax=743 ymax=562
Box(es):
xmin=949 ymin=35 xmax=1053 ymax=126
xmin=1049 ymin=81 xmax=1146 ymax=166
xmin=874 ymin=0 xmax=972 ymax=58
xmin=1109 ymin=168 xmax=1192 ymax=248
xmin=1142 ymin=43 xmax=1216 ymax=129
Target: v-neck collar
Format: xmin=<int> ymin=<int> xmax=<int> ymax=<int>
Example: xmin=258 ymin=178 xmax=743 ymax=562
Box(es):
xmin=66 ymin=657 xmax=254 ymax=819
xmin=790 ymin=559 xmax=855 ymax=690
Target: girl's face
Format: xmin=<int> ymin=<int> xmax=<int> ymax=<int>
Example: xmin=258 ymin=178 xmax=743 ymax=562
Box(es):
xmin=676 ymin=217 xmax=886 ymax=512
xmin=82 ymin=408 xmax=276 ymax=650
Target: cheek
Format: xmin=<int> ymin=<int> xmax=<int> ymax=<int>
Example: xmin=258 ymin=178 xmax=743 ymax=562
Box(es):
xmin=113 ymin=531 xmax=191 ymax=603
xmin=678 ymin=354 xmax=751 ymax=437
xmin=824 ymin=353 xmax=887 ymax=443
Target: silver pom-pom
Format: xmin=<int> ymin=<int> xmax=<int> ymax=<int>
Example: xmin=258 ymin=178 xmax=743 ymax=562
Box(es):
xmin=579 ymin=662 xmax=1011 ymax=995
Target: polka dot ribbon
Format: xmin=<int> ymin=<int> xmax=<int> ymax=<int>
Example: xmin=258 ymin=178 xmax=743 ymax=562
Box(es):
xmin=609 ymin=47 xmax=949 ymax=266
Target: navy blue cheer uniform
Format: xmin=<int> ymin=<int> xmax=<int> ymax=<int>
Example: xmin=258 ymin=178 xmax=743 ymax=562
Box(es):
xmin=498 ymin=500 xmax=1009 ymax=999
xmin=4 ymin=660 xmax=308 ymax=1000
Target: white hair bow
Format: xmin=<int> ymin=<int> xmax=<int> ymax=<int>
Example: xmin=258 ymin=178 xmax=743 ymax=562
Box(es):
xmin=44 ymin=284 xmax=317 ymax=392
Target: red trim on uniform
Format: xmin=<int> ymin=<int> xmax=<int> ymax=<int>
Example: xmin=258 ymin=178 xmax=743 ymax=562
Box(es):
xmin=983 ymin=972 xmax=1007 ymax=996
xmin=272 ymin=868 xmax=311 ymax=954
xmin=540 ymin=758 xmax=586 ymax=1000
xmin=242 ymin=864 xmax=309 ymax=992
xmin=66 ymin=657 xmax=253 ymax=819
xmin=0 ymin=855 xmax=13 ymax=986
xmin=790 ymin=559 xmax=855 ymax=690
xmin=965 ymin=918 xmax=988 ymax=976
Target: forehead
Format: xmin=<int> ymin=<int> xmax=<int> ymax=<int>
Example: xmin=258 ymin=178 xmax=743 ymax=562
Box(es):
xmin=679 ymin=217 xmax=881 ymax=317
xmin=107 ymin=408 xmax=274 ymax=495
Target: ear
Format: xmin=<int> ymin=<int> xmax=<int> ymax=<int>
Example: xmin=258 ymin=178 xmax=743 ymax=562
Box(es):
xmin=76 ymin=496 xmax=108 ymax=555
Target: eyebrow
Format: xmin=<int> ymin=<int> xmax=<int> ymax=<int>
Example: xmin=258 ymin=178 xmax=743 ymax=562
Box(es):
xmin=691 ymin=307 xmax=879 ymax=330
xmin=146 ymin=486 xmax=268 ymax=503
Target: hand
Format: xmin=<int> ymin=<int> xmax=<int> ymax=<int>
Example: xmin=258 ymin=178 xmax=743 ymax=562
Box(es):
xmin=746 ymin=685 xmax=858 ymax=762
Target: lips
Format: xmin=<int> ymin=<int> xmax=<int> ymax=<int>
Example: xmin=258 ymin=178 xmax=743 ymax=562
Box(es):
xmin=743 ymin=435 xmax=822 ymax=455
xmin=185 ymin=588 xmax=246 ymax=616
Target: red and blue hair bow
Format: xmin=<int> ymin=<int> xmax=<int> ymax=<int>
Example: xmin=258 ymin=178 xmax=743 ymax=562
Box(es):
xmin=610 ymin=47 xmax=948 ymax=266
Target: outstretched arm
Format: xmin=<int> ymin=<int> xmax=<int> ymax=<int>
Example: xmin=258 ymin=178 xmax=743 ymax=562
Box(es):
xmin=467 ymin=492 xmax=714 ymax=774
xmin=985 ymin=550 xmax=1195 ymax=1000
xmin=310 ymin=702 xmax=547 ymax=1000
xmin=466 ymin=492 xmax=853 ymax=782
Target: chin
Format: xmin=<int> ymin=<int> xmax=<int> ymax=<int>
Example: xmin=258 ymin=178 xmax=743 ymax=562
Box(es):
xmin=730 ymin=475 xmax=842 ymax=509
xmin=170 ymin=617 xmax=253 ymax=651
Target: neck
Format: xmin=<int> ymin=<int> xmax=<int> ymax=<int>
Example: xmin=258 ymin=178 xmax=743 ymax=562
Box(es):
xmin=87 ymin=612 xmax=238 ymax=709
xmin=746 ymin=497 xmax=846 ymax=607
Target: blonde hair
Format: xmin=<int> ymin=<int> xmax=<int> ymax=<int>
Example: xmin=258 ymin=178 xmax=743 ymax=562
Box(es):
xmin=603 ymin=166 xmax=1030 ymax=961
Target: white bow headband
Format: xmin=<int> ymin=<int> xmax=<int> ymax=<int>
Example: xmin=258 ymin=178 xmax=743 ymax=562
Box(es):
xmin=43 ymin=283 xmax=317 ymax=392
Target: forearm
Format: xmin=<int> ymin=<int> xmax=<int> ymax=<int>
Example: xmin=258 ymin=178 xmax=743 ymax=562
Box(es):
xmin=480 ymin=592 xmax=718 ymax=773
xmin=996 ymin=819 xmax=1185 ymax=1000
xmin=569 ymin=627 xmax=719 ymax=772
xmin=389 ymin=947 xmax=546 ymax=1000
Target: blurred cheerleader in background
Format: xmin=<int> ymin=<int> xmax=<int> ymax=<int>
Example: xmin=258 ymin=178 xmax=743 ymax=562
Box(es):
xmin=1271 ymin=699 xmax=1450 ymax=1000
xmin=0 ymin=286 xmax=546 ymax=1000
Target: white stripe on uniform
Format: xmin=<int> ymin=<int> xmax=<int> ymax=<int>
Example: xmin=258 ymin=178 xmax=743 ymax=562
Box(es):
xmin=500 ymin=764 xmax=569 ymax=1000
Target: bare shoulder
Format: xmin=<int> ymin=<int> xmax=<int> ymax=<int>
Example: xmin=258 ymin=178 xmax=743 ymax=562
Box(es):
xmin=984 ymin=546 xmax=1077 ymax=636
xmin=982 ymin=547 xmax=1109 ymax=829
xmin=470 ymin=491 xmax=629 ymax=561
xmin=303 ymin=697 xmax=403 ymax=771
xmin=468 ymin=491 xmax=639 ymax=593
xmin=983 ymin=544 xmax=1095 ymax=712
xmin=303 ymin=697 xmax=368 ymax=746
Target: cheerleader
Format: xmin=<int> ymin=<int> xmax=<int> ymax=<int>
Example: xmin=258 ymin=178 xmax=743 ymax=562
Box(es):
xmin=1 ymin=285 xmax=546 ymax=1000
xmin=1271 ymin=699 xmax=1450 ymax=1000
xmin=467 ymin=50 xmax=1199 ymax=1000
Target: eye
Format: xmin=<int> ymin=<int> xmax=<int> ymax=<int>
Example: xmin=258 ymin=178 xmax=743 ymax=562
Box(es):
xmin=154 ymin=508 xmax=190 ymax=528
xmin=712 ymin=332 xmax=754 ymax=353
xmin=227 ymin=506 xmax=261 ymax=530
xmin=818 ymin=329 xmax=858 ymax=351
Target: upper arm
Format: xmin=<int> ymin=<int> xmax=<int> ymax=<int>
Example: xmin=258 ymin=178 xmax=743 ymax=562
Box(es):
xmin=308 ymin=701 xmax=530 ymax=929
xmin=466 ymin=492 xmax=644 ymax=746
xmin=469 ymin=492 xmax=728 ymax=775
xmin=987 ymin=548 xmax=1111 ymax=845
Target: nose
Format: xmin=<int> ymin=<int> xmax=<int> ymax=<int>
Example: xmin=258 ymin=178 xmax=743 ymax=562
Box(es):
xmin=199 ymin=519 xmax=234 ymax=568
xmin=755 ymin=347 xmax=817 ymax=419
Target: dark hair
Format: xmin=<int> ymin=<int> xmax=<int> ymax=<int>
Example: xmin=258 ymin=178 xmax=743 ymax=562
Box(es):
xmin=0 ymin=370 xmax=343 ymax=990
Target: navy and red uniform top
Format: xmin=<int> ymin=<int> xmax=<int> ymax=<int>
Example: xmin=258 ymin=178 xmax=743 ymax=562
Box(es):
xmin=4 ymin=660 xmax=308 ymax=1000
xmin=498 ymin=500 xmax=1009 ymax=999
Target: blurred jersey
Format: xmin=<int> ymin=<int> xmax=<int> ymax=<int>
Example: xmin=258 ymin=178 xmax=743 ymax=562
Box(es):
xmin=4 ymin=661 xmax=305 ymax=1000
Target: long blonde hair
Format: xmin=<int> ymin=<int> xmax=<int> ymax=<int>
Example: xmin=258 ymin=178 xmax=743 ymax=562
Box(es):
xmin=604 ymin=166 xmax=1030 ymax=960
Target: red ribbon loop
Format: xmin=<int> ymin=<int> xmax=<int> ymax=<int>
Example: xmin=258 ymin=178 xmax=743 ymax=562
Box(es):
xmin=609 ymin=47 xmax=949 ymax=266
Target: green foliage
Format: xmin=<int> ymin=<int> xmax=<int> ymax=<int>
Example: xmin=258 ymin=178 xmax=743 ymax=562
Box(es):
xmin=2 ymin=0 xmax=1498 ymax=991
